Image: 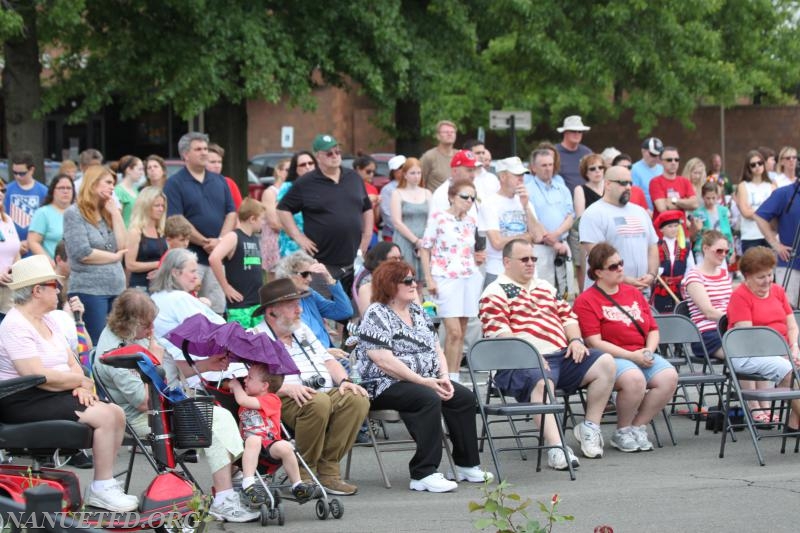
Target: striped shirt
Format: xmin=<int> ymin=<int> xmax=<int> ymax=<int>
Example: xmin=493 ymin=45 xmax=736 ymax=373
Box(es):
xmin=479 ymin=274 xmax=577 ymax=354
xmin=682 ymin=267 xmax=732 ymax=332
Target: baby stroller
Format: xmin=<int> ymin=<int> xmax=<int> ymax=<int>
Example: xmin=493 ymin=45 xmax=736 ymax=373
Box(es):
xmin=167 ymin=315 xmax=345 ymax=525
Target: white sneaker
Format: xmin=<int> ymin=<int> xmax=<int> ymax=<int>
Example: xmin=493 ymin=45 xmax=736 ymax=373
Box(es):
xmin=447 ymin=465 xmax=495 ymax=483
xmin=547 ymin=446 xmax=580 ymax=471
xmin=633 ymin=425 xmax=654 ymax=451
xmin=573 ymin=422 xmax=604 ymax=458
xmin=84 ymin=481 xmax=138 ymax=512
xmin=209 ymin=493 xmax=260 ymax=522
xmin=409 ymin=472 xmax=458 ymax=493
xmin=611 ymin=429 xmax=640 ymax=453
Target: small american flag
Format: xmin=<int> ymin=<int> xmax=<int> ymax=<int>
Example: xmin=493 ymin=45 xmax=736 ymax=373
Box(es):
xmin=613 ymin=216 xmax=646 ymax=237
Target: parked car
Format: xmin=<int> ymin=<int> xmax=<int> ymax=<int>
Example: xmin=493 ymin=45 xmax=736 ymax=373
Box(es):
xmin=248 ymin=152 xmax=293 ymax=184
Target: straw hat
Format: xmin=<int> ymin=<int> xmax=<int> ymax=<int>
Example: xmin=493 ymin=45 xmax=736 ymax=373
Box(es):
xmin=6 ymin=255 xmax=64 ymax=290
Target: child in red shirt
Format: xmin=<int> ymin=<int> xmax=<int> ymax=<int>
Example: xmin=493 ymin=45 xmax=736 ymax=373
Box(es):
xmin=229 ymin=364 xmax=321 ymax=505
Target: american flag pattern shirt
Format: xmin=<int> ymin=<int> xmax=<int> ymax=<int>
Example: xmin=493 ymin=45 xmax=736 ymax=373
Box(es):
xmin=479 ymin=274 xmax=577 ymax=355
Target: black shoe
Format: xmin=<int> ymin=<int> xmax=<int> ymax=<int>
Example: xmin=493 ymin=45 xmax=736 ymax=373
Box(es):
xmin=69 ymin=452 xmax=94 ymax=469
xmin=291 ymin=482 xmax=322 ymax=502
xmin=242 ymin=484 xmax=268 ymax=506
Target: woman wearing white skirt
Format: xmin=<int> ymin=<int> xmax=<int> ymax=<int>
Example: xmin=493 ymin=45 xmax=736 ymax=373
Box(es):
xmin=420 ymin=178 xmax=484 ymax=382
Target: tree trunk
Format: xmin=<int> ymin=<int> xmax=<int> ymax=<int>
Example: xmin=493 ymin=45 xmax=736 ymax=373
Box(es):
xmin=205 ymin=98 xmax=249 ymax=197
xmin=2 ymin=2 xmax=44 ymax=180
xmin=394 ymin=98 xmax=421 ymax=157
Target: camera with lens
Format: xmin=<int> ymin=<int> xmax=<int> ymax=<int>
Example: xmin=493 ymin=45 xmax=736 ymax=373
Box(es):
xmin=302 ymin=375 xmax=326 ymax=389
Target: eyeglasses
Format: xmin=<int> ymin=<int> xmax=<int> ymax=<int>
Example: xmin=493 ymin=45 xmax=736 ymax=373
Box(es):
xmin=712 ymin=247 xmax=729 ymax=255
xmin=38 ymin=280 xmax=60 ymax=290
xmin=363 ymin=169 xmax=375 ymax=175
xmin=457 ymin=193 xmax=476 ymax=202
xmin=782 ymin=155 xmax=797 ymax=160
xmin=55 ymin=186 xmax=73 ymax=191
xmin=663 ymin=157 xmax=681 ymax=163
xmin=608 ymin=179 xmax=633 ymax=187
xmin=297 ymin=161 xmax=315 ymax=168
xmin=324 ymin=148 xmax=342 ymax=157
xmin=605 ymin=260 xmax=625 ymax=272
xmin=512 ymin=256 xmax=538 ymax=264
xmin=749 ymin=160 xmax=764 ymax=169
xmin=400 ymin=276 xmax=416 ymax=286
xmin=298 ymin=271 xmax=313 ymax=278
xmin=12 ymin=170 xmax=28 ymax=177
xmin=587 ymin=165 xmax=605 ymax=172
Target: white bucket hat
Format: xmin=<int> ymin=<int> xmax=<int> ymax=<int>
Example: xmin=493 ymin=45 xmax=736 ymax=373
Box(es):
xmin=556 ymin=115 xmax=591 ymax=133
xmin=6 ymin=255 xmax=64 ymax=290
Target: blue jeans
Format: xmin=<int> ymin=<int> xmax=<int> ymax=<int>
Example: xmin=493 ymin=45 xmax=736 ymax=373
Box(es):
xmin=69 ymin=292 xmax=117 ymax=350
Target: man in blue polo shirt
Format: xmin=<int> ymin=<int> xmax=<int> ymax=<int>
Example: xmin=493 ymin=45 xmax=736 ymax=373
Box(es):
xmin=526 ymin=148 xmax=575 ymax=296
xmin=277 ymin=134 xmax=372 ymax=294
xmin=755 ymin=182 xmax=800 ymax=308
xmin=163 ymin=132 xmax=237 ymax=314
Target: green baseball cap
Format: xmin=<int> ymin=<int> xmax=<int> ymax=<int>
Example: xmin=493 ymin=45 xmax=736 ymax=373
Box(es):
xmin=312 ymin=134 xmax=338 ymax=152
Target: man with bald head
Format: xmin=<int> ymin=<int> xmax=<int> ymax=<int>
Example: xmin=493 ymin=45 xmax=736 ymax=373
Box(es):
xmin=578 ymin=166 xmax=658 ymax=291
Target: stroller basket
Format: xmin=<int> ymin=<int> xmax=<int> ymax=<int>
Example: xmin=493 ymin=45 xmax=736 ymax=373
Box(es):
xmin=171 ymin=396 xmax=214 ymax=449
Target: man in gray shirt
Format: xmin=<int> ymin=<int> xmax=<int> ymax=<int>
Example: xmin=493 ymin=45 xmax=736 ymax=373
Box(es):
xmin=579 ymin=166 xmax=658 ymax=292
xmin=555 ymin=115 xmax=592 ymax=194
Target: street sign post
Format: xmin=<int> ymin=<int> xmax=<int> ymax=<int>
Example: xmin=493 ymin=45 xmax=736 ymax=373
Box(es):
xmin=489 ymin=111 xmax=532 ymax=157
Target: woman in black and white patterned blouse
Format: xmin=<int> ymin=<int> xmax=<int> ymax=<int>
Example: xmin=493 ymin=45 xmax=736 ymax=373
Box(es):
xmin=354 ymin=259 xmax=492 ymax=493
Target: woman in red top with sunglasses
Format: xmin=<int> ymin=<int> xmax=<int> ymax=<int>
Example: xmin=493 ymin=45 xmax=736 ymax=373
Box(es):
xmin=574 ymin=242 xmax=678 ymax=453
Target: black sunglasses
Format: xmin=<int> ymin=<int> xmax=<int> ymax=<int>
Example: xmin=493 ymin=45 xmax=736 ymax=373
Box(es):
xmin=512 ymin=256 xmax=538 ymax=264
xmin=587 ymin=165 xmax=605 ymax=172
xmin=609 ymin=179 xmax=633 ymax=187
xmin=400 ymin=276 xmax=416 ymax=286
xmin=457 ymin=193 xmax=476 ymax=202
xmin=663 ymin=157 xmax=680 ymax=163
xmin=605 ymin=260 xmax=625 ymax=272
xmin=749 ymin=160 xmax=764 ymax=169
xmin=298 ymin=271 xmax=313 ymax=278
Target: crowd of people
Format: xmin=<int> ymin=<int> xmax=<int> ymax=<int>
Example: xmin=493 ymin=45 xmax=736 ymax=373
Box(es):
xmin=1 ymin=117 xmax=800 ymax=518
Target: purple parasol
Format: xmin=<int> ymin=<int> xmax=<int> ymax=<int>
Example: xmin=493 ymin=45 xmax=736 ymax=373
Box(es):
xmin=166 ymin=314 xmax=300 ymax=375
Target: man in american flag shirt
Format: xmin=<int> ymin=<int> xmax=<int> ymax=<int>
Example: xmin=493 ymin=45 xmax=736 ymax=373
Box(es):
xmin=579 ymin=165 xmax=658 ymax=291
xmin=479 ymin=238 xmax=616 ymax=471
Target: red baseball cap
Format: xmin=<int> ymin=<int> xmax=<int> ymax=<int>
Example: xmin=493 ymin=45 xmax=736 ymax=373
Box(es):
xmin=450 ymin=149 xmax=482 ymax=168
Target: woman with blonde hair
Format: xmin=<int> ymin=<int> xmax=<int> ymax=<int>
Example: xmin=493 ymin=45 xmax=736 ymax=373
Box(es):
xmin=259 ymin=158 xmax=290 ymax=273
xmin=390 ymin=157 xmax=431 ymax=277
xmin=682 ymin=157 xmax=708 ymax=205
xmin=774 ymin=146 xmax=797 ymax=188
xmin=63 ymin=165 xmax=127 ymax=344
xmin=125 ymin=186 xmax=168 ymax=289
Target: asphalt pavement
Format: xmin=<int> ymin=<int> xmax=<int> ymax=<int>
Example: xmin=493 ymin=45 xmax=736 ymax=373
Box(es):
xmin=53 ymin=405 xmax=800 ymax=533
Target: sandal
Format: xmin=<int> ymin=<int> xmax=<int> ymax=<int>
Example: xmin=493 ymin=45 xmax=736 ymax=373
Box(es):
xmin=752 ymin=412 xmax=772 ymax=424
xmin=771 ymin=412 xmax=783 ymax=424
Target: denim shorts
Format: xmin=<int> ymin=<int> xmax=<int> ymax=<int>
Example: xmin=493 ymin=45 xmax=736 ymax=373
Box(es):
xmin=494 ymin=347 xmax=604 ymax=402
xmin=614 ymin=353 xmax=674 ymax=383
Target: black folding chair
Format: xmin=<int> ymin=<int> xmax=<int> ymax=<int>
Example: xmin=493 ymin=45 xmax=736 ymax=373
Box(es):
xmin=719 ymin=327 xmax=800 ymax=465
xmin=673 ymin=299 xmax=691 ymax=318
xmin=467 ymin=338 xmax=575 ymax=482
xmin=655 ymin=315 xmax=727 ymax=439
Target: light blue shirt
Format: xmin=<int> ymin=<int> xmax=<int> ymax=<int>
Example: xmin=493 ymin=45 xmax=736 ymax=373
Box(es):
xmin=526 ymin=175 xmax=574 ymax=237
xmin=28 ymin=204 xmax=64 ymax=258
xmin=631 ymin=160 xmax=663 ymax=210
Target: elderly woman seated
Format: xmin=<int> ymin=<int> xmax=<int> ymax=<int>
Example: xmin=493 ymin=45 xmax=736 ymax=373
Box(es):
xmin=0 ymin=255 xmax=137 ymax=512
xmin=727 ymin=246 xmax=800 ymax=430
xmin=274 ymin=251 xmax=353 ymax=348
xmin=354 ymin=259 xmax=493 ymax=493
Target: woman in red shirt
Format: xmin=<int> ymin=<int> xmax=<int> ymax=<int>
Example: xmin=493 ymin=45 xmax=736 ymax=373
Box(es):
xmin=727 ymin=246 xmax=800 ymax=429
xmin=574 ymin=242 xmax=678 ymax=453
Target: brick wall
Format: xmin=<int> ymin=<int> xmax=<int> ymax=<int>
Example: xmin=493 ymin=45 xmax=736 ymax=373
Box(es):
xmin=246 ymin=85 xmax=392 ymax=158
xmin=586 ymin=105 xmax=800 ymax=181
